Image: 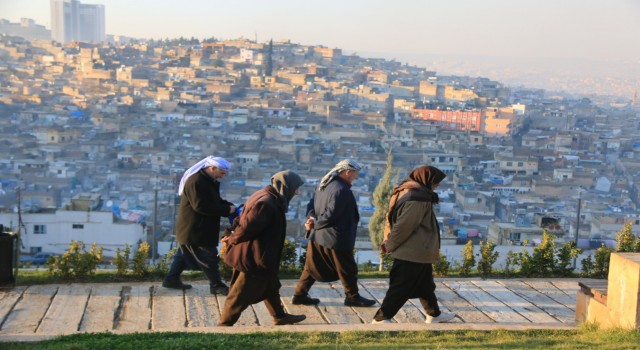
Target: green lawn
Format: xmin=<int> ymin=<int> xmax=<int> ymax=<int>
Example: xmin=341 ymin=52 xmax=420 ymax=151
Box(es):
xmin=2 ymin=327 xmax=639 ymax=350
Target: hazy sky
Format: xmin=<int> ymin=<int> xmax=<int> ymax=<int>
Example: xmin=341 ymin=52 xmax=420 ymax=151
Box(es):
xmin=2 ymin=0 xmax=639 ymax=97
xmin=2 ymin=0 xmax=639 ymax=63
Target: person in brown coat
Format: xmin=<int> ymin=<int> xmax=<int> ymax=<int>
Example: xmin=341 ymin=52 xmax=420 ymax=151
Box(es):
xmin=218 ymin=170 xmax=306 ymax=326
xmin=372 ymin=165 xmax=457 ymax=324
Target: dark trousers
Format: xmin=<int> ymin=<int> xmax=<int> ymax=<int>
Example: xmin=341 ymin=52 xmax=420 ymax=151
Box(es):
xmin=294 ymin=241 xmax=359 ymax=298
xmin=218 ymin=269 xmax=285 ymax=326
xmin=373 ymin=259 xmax=441 ymax=321
xmin=164 ymin=245 xmax=223 ymax=286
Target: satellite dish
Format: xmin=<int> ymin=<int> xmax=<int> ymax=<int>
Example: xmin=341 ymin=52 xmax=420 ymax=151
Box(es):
xmin=106 ymin=200 xmax=113 ymax=207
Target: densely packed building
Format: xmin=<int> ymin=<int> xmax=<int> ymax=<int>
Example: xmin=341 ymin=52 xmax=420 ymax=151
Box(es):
xmin=0 ymin=33 xmax=638 ymax=256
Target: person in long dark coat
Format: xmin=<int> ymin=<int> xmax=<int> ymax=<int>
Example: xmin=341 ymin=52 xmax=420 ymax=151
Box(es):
xmin=372 ymin=165 xmax=456 ymax=324
xmin=163 ymin=156 xmax=236 ymax=295
xmin=218 ymin=170 xmax=306 ymax=326
xmin=292 ymin=159 xmax=376 ymax=307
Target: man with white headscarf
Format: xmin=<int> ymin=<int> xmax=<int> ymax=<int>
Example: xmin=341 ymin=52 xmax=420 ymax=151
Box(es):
xmin=163 ymin=156 xmax=236 ymax=295
xmin=291 ymin=159 xmax=376 ymax=307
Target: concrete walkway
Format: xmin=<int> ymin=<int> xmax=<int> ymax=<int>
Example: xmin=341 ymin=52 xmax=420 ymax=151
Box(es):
xmin=0 ymin=278 xmax=590 ymax=342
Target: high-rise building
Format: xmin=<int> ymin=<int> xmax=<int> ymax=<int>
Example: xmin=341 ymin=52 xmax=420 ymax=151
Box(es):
xmin=50 ymin=0 xmax=105 ymax=44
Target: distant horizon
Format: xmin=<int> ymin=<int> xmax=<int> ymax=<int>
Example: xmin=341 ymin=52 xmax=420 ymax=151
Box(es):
xmin=1 ymin=0 xmax=639 ymax=99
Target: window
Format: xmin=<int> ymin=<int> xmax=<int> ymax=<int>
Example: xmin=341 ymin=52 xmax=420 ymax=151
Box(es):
xmin=518 ymin=162 xmax=524 ymax=167
xmin=509 ymin=232 xmax=521 ymax=241
xmin=507 ymin=162 xmax=513 ymax=166
xmin=72 ymin=224 xmax=84 ymax=229
xmin=33 ymin=224 xmax=46 ymax=234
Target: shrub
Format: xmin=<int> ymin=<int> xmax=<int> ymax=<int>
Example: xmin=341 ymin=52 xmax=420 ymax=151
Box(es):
xmin=530 ymin=231 xmax=555 ymax=275
xmin=131 ymin=242 xmax=150 ymax=277
xmin=298 ymin=241 xmax=307 ymax=267
xmin=592 ymin=244 xmax=614 ymax=278
xmin=152 ymin=247 xmax=176 ymax=276
xmin=616 ymin=223 xmax=636 ymax=252
xmin=477 ymin=240 xmax=499 ymax=278
xmin=512 ymin=241 xmax=534 ymax=276
xmin=504 ymin=250 xmax=518 ymax=277
xmin=280 ymin=239 xmax=298 ymax=271
xmin=380 ymin=252 xmax=394 ymax=271
xmin=433 ymin=253 xmax=451 ymax=276
xmin=581 ymin=255 xmax=594 ymax=276
xmin=47 ymin=241 xmax=103 ymax=279
xmin=114 ymin=244 xmax=131 ymax=276
xmin=460 ymin=240 xmax=475 ymax=276
xmin=554 ymin=241 xmax=581 ymax=276
xmin=362 ymin=260 xmax=375 ymax=272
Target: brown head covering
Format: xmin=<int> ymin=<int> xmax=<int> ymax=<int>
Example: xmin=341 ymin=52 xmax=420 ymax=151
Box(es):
xmin=407 ymin=165 xmax=447 ymax=190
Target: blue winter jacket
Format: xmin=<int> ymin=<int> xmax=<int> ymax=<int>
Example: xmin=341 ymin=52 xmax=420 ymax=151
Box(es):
xmin=308 ymin=177 xmax=359 ymax=251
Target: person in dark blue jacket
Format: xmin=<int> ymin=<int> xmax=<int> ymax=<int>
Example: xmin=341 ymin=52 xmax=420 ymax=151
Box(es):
xmin=292 ymin=159 xmax=376 ymax=307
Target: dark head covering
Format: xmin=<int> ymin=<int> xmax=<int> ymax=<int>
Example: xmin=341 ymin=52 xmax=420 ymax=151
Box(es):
xmin=407 ymin=165 xmax=447 ymax=190
xmin=271 ymin=170 xmax=305 ymax=210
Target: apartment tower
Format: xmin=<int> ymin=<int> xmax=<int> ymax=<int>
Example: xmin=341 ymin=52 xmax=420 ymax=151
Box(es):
xmin=50 ymin=0 xmax=105 ymax=43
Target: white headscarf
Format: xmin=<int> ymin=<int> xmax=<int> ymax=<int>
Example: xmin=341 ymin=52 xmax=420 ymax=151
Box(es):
xmin=178 ymin=156 xmax=231 ymax=195
xmin=318 ymin=159 xmax=362 ymax=190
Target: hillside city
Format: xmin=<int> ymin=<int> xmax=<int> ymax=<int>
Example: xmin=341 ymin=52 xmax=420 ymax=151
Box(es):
xmin=0 ymin=15 xmax=639 ymax=260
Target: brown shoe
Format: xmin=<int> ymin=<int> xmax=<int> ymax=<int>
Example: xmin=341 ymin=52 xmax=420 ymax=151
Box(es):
xmin=273 ymin=313 xmax=306 ymax=325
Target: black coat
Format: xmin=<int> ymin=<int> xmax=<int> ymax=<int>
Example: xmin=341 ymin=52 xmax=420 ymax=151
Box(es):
xmin=224 ymin=186 xmax=287 ymax=275
xmin=175 ymin=169 xmax=233 ymax=247
xmin=309 ymin=177 xmax=359 ymax=251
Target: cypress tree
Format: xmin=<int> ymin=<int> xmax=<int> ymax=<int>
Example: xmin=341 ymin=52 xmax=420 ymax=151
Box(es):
xmin=368 ymin=151 xmax=396 ymax=270
xmin=265 ymin=39 xmax=273 ymax=76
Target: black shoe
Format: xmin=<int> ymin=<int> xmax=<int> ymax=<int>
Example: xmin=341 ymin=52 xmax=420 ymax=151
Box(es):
xmin=162 ymin=279 xmax=192 ymax=290
xmin=210 ymin=283 xmax=229 ymax=296
xmin=291 ymin=294 xmax=320 ymax=305
xmin=344 ymin=294 xmax=376 ymax=307
xmin=273 ymin=313 xmax=306 ymax=325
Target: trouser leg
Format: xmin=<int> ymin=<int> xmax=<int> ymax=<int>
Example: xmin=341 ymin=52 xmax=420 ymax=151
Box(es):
xmin=218 ymin=270 xmax=250 ymax=326
xmin=293 ymin=266 xmax=316 ymax=296
xmin=333 ymin=249 xmax=359 ymax=298
xmin=417 ymin=264 xmax=440 ymax=317
xmin=374 ymin=259 xmax=413 ymax=321
xmin=263 ymin=286 xmax=286 ymax=318
xmin=163 ymin=246 xmax=186 ymax=282
xmin=187 ymin=245 xmax=223 ymax=285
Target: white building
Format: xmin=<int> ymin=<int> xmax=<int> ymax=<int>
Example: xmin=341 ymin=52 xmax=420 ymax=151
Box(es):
xmin=0 ymin=209 xmax=145 ymax=257
xmin=51 ymin=0 xmax=105 ymax=43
